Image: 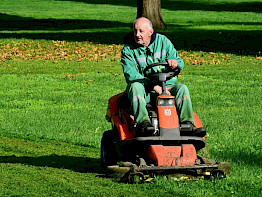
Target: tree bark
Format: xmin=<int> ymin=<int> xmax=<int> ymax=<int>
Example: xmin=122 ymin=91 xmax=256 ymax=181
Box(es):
xmin=137 ymin=0 xmax=166 ymax=29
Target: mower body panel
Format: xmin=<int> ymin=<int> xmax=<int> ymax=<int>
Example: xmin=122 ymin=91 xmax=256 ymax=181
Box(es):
xmin=148 ymin=144 xmax=197 ymax=166
xmin=105 ymin=92 xmax=206 ymax=157
xmin=157 ymin=95 xmax=179 ymax=129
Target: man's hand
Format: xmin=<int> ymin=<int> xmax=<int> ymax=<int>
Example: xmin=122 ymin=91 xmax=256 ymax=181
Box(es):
xmin=153 ymin=85 xmax=171 ymax=95
xmin=167 ymin=59 xmax=178 ymax=69
xmin=153 ymin=85 xmax=162 ymax=95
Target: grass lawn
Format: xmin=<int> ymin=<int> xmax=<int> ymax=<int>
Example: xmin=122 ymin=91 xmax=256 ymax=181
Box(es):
xmin=0 ymin=0 xmax=261 ymax=196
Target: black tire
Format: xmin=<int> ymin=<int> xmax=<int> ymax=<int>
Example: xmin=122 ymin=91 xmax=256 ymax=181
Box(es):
xmin=128 ymin=173 xmax=145 ymax=184
xmin=100 ymin=130 xmax=117 ymax=167
xmin=211 ymin=170 xmax=226 ymax=179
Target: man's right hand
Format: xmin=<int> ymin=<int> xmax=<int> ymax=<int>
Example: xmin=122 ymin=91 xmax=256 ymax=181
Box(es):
xmin=153 ymin=85 xmax=171 ymax=95
xmin=153 ymin=85 xmax=162 ymax=95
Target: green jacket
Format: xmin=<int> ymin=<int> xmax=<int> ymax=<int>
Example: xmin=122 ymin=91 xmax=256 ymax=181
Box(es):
xmin=121 ymin=32 xmax=184 ymax=87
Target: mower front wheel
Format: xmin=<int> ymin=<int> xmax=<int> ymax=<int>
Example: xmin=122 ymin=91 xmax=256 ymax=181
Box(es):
xmin=101 ymin=130 xmax=117 ymax=167
xmin=128 ymin=173 xmax=145 ymax=184
xmin=211 ymin=169 xmax=226 ymax=179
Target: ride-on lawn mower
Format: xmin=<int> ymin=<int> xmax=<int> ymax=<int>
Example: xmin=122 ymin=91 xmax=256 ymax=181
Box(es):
xmin=101 ymin=62 xmax=230 ymax=183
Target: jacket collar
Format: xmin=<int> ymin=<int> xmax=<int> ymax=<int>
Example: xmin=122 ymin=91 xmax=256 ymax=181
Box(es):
xmin=149 ymin=31 xmax=156 ymax=46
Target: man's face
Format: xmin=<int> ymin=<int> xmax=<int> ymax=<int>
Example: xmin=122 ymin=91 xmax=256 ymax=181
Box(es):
xmin=133 ymin=21 xmax=153 ymax=47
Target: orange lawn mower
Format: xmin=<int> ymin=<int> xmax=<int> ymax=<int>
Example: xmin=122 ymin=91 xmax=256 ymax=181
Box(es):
xmin=101 ymin=62 xmax=230 ymax=183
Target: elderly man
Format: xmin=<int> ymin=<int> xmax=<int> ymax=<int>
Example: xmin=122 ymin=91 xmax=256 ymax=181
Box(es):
xmin=121 ymin=17 xmax=204 ymax=137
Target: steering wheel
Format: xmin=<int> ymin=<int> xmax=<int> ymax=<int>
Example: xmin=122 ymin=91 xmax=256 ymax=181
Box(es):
xmin=143 ymin=62 xmax=180 ymax=82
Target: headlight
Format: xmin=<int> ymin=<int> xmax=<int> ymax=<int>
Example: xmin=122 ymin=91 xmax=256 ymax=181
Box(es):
xmin=168 ymin=99 xmax=174 ymax=105
xmin=158 ymin=98 xmax=175 ymax=106
xmin=158 ymin=99 xmax=165 ymax=105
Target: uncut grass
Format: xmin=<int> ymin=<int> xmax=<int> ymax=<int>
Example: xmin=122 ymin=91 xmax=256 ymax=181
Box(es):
xmin=0 ymin=61 xmax=125 ymax=147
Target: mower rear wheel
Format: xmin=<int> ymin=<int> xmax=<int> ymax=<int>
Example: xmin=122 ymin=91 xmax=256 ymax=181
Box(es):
xmin=101 ymin=130 xmax=117 ymax=167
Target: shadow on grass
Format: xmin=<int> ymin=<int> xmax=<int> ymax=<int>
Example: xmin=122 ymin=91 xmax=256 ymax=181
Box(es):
xmin=0 ymin=13 xmax=261 ymax=55
xmin=0 ymin=13 xmax=128 ymax=31
xmin=163 ymin=29 xmax=262 ymax=56
xmin=0 ymin=13 xmax=129 ymax=44
xmin=55 ymin=0 xmax=262 ymax=13
xmin=229 ymin=151 xmax=262 ymax=168
xmin=0 ymin=155 xmax=107 ymax=174
xmin=0 ymin=150 xmax=260 ymax=176
xmin=1 ymin=30 xmax=261 ymax=56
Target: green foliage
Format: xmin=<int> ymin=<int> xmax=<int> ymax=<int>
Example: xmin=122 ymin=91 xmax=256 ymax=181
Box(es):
xmin=0 ymin=0 xmax=261 ymax=196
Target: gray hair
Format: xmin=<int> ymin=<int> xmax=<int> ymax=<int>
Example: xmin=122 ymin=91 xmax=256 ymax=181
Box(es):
xmin=133 ymin=17 xmax=153 ymax=30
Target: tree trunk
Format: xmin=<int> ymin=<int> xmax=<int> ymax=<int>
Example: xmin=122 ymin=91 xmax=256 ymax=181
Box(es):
xmin=137 ymin=0 xmax=166 ymax=29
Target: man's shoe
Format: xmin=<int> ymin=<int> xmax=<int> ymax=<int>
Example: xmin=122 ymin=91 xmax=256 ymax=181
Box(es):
xmin=181 ymin=121 xmax=206 ymax=137
xmin=193 ymin=127 xmax=206 ymax=137
xmin=135 ymin=120 xmax=155 ymax=137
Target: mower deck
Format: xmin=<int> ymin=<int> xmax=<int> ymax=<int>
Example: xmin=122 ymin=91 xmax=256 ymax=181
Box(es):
xmin=107 ymin=157 xmax=230 ymax=183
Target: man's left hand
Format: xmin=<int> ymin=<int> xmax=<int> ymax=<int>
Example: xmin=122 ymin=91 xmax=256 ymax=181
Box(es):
xmin=167 ymin=59 xmax=178 ymax=69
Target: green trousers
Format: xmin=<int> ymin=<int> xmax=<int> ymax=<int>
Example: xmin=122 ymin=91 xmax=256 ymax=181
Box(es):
xmin=126 ymin=82 xmax=194 ymax=124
